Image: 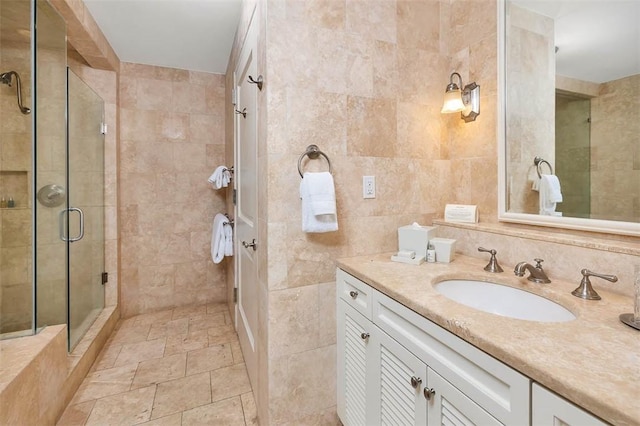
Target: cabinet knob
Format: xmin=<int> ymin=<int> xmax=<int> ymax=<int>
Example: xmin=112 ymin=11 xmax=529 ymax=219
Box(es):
xmin=349 ymin=290 xmax=358 ymax=299
xmin=423 ymin=387 xmax=436 ymax=400
xmin=360 ymin=332 xmax=370 ymax=340
xmin=410 ymin=376 xmax=422 ymax=389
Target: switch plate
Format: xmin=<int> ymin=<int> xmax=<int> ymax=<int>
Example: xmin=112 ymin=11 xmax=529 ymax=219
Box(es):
xmin=363 ymin=176 xmax=376 ymax=199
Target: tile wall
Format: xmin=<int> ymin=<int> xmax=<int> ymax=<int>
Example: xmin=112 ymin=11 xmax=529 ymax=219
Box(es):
xmin=0 ymin=37 xmax=32 ymax=333
xmin=118 ymin=63 xmax=228 ymax=318
xmin=591 ymin=74 xmax=640 ymax=222
xmin=226 ymin=0 xmax=500 ymax=423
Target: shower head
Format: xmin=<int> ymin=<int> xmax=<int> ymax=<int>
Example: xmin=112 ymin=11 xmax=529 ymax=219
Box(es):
xmin=0 ymin=71 xmax=30 ymax=114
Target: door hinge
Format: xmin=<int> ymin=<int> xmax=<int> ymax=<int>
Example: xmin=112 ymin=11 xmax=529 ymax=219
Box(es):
xmin=233 ymin=189 xmax=237 ymax=205
xmin=233 ymin=287 xmax=238 ymax=303
xmin=101 ymin=272 xmax=108 ymax=285
xmin=100 ymin=122 xmax=108 ymax=135
xmin=231 ymin=88 xmax=237 ymax=106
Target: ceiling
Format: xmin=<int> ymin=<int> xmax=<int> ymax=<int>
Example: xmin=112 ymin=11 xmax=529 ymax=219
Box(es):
xmin=83 ymin=0 xmax=242 ymax=74
xmin=83 ymin=0 xmax=638 ymax=83
xmin=513 ymin=0 xmax=640 ymax=83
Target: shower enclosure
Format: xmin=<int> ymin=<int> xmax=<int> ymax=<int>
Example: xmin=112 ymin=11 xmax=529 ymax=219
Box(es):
xmin=0 ymin=0 xmax=105 ymax=350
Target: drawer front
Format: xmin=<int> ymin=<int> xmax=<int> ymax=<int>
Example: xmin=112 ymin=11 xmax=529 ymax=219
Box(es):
xmin=337 ymin=269 xmax=373 ymax=319
xmin=373 ymin=290 xmax=531 ymax=425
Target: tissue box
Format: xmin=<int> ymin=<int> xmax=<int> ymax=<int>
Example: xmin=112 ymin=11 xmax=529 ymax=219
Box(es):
xmin=430 ymin=237 xmax=456 ymax=263
xmin=398 ymin=224 xmax=438 ymax=260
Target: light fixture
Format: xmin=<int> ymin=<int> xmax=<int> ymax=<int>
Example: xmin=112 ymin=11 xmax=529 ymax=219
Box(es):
xmin=440 ymin=72 xmax=480 ymax=122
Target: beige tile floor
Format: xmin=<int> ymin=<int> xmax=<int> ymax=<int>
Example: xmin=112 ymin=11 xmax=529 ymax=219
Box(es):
xmin=58 ymin=303 xmax=258 ymax=426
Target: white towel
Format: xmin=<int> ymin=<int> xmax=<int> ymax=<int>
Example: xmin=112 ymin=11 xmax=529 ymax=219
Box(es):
xmin=224 ymin=221 xmax=233 ymax=257
xmin=539 ymin=174 xmax=563 ymax=216
xmin=208 ymin=166 xmax=231 ymax=189
xmin=211 ymin=213 xmax=228 ymax=264
xmin=300 ymin=172 xmax=338 ymax=233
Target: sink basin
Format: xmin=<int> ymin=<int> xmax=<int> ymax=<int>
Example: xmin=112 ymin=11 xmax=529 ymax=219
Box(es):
xmin=434 ymin=280 xmax=576 ymax=323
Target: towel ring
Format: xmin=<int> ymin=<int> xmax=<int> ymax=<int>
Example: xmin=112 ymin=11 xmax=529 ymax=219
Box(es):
xmin=534 ymin=156 xmax=553 ymax=178
xmin=297 ymin=144 xmax=332 ymax=178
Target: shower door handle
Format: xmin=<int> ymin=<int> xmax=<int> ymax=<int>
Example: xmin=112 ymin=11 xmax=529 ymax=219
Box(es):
xmin=59 ymin=207 xmax=85 ymax=242
xmin=69 ymin=207 xmax=84 ymax=242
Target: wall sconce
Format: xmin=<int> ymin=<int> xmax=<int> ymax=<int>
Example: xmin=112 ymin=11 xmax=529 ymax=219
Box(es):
xmin=440 ymin=72 xmax=480 ymax=122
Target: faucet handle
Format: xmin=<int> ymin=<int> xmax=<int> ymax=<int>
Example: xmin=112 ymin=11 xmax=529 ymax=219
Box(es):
xmin=571 ymin=269 xmax=619 ymax=300
xmin=534 ymin=258 xmax=545 ymax=269
xmin=478 ymin=247 xmax=504 ymax=273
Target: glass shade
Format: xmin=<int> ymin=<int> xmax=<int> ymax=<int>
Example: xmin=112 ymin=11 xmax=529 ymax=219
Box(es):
xmin=441 ymin=89 xmax=465 ymax=113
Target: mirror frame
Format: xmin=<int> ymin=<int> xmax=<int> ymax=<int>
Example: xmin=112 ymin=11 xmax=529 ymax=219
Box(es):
xmin=497 ymin=0 xmax=640 ymax=237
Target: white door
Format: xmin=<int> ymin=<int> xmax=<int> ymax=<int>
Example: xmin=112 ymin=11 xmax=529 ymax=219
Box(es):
xmin=234 ymin=14 xmax=259 ymax=391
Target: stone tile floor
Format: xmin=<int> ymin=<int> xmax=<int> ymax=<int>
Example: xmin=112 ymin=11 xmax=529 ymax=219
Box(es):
xmin=57 ymin=303 xmax=257 ymax=425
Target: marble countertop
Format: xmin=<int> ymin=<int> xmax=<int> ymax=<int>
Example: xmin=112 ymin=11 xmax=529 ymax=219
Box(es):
xmin=337 ymin=253 xmax=640 ymax=426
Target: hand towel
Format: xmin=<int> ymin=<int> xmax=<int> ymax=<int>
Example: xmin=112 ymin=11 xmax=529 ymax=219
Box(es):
xmin=208 ymin=166 xmax=231 ymax=189
xmin=303 ymin=172 xmax=337 ymax=215
xmin=211 ymin=213 xmax=228 ymax=264
xmin=300 ymin=172 xmax=338 ymax=233
xmin=224 ymin=222 xmax=233 ymax=257
xmin=538 ymin=174 xmax=563 ymax=216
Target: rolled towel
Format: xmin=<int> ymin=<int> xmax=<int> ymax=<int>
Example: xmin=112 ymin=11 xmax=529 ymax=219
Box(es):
xmin=300 ymin=172 xmax=338 ymax=233
xmin=208 ymin=166 xmax=231 ymax=189
xmin=211 ymin=213 xmax=228 ymax=264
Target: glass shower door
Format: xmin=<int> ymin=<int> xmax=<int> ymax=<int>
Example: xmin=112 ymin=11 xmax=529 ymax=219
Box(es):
xmin=67 ymin=69 xmax=104 ymax=349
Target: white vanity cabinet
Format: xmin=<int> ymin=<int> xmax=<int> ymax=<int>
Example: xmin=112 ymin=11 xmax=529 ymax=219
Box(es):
xmin=532 ymin=384 xmax=607 ymax=426
xmin=337 ymin=268 xmax=530 ymax=425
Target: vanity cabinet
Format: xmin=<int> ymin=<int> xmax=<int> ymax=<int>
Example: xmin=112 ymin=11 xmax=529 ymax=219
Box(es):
xmin=337 ymin=268 xmax=530 ymax=425
xmin=532 ymin=384 xmax=607 ymax=426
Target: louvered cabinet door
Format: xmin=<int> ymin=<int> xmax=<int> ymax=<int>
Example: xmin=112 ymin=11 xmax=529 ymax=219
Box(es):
xmin=337 ymin=300 xmax=376 ymax=426
xmin=427 ymin=368 xmax=501 ymax=426
xmin=372 ymin=328 xmax=428 ymax=426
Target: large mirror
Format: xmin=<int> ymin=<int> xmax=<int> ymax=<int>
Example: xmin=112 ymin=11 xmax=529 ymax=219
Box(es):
xmin=498 ymin=0 xmax=640 ymax=236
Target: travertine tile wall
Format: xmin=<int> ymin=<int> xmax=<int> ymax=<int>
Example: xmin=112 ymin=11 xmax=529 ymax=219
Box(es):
xmin=591 ymin=74 xmax=640 ymax=223
xmin=0 ymin=38 xmax=32 ymax=333
xmin=224 ymin=0 xmax=504 ymax=423
xmin=505 ymin=3 xmax=555 ymax=215
xmin=118 ymin=63 xmax=227 ymax=318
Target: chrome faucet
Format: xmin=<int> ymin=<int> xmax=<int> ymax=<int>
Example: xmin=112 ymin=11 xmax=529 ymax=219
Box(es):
xmin=571 ymin=269 xmax=618 ymax=300
xmin=514 ymin=258 xmax=551 ymax=284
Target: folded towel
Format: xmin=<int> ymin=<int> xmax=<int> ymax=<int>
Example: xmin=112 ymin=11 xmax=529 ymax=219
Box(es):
xmin=539 ymin=174 xmax=563 ymax=215
xmin=224 ymin=221 xmax=233 ymax=257
xmin=211 ymin=213 xmax=228 ymax=264
xmin=303 ymin=172 xmax=337 ymax=215
xmin=208 ymin=166 xmax=231 ymax=189
xmin=300 ymin=172 xmax=338 ymax=233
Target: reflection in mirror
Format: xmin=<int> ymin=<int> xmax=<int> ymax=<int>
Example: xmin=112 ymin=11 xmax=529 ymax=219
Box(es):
xmin=499 ymin=0 xmax=640 ymax=236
